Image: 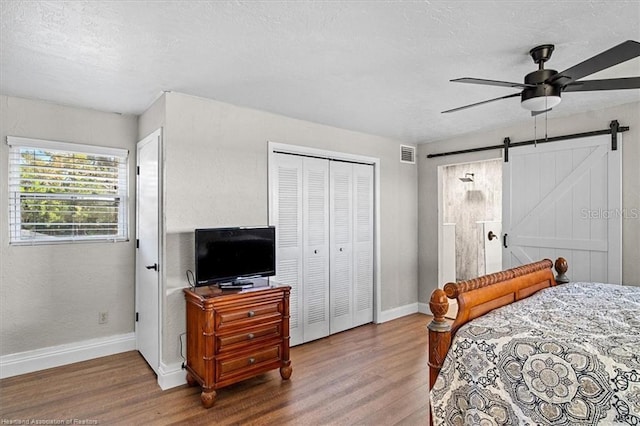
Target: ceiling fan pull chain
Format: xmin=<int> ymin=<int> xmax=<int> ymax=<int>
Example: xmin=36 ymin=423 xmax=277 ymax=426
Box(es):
xmin=534 ymin=114 xmax=537 ymax=147
xmin=545 ymin=110 xmax=549 ymax=142
xmin=545 ymin=96 xmax=549 ymax=142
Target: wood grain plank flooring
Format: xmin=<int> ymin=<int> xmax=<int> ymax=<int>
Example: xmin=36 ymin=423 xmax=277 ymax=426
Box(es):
xmin=0 ymin=313 xmax=431 ymax=425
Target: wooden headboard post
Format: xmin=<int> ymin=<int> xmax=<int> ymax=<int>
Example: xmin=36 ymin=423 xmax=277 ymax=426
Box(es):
xmin=427 ymin=257 xmax=568 ymax=392
xmin=554 ymin=257 xmax=569 ymax=284
xmin=427 ymin=288 xmax=451 ymax=389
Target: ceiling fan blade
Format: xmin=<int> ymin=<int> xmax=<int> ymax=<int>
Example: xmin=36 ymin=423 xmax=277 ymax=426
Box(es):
xmin=563 ymin=77 xmax=640 ymax=92
xmin=531 ymin=108 xmax=552 ymax=117
xmin=549 ymin=40 xmax=640 ymax=85
xmin=442 ymin=93 xmax=521 ymax=113
xmin=451 ymin=77 xmax=534 ymax=89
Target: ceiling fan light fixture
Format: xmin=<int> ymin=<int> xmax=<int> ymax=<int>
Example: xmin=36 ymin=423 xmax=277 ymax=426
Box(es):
xmin=520 ymin=83 xmax=562 ymax=111
xmin=521 ymin=95 xmax=562 ymax=111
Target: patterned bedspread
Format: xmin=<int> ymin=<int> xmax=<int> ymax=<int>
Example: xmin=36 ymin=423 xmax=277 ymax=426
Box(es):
xmin=430 ymin=282 xmax=640 ymax=425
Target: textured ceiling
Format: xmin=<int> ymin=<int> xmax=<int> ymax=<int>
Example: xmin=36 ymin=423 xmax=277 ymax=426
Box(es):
xmin=1 ymin=1 xmax=639 ymax=144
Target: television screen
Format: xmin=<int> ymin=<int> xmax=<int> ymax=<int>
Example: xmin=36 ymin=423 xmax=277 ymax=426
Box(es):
xmin=195 ymin=226 xmax=276 ymax=286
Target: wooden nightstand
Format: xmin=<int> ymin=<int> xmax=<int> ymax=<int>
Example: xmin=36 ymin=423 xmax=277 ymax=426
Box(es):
xmin=183 ymin=282 xmax=292 ymax=408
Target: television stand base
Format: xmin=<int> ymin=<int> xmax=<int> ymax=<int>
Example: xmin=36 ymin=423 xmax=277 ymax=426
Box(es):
xmin=218 ymin=281 xmax=254 ymax=290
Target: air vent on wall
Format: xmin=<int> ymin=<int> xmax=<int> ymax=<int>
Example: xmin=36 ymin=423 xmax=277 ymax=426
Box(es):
xmin=400 ymin=145 xmax=416 ymax=164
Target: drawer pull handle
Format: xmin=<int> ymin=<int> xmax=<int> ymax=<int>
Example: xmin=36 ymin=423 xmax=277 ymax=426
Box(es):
xmin=247 ymin=333 xmax=255 ymax=340
xmin=247 ymin=311 xmax=255 ymax=317
xmin=248 ymin=357 xmax=256 ymax=365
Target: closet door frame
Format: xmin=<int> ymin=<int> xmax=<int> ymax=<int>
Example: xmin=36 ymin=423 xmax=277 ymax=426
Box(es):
xmin=268 ymin=142 xmax=382 ymax=325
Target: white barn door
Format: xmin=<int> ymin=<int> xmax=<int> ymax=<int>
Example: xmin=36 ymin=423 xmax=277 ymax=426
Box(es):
xmin=503 ymin=134 xmax=621 ymax=283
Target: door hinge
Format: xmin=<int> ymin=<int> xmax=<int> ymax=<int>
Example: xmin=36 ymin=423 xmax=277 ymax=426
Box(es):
xmin=503 ymin=137 xmax=510 ymax=162
xmin=136 ymin=312 xmax=139 ymax=322
xmin=136 ymin=239 xmax=139 ymax=249
xmin=137 ymin=166 xmax=140 ymax=175
xmin=610 ymin=120 xmax=619 ymax=151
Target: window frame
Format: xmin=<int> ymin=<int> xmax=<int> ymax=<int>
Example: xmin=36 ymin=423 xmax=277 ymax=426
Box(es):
xmin=7 ymin=136 xmax=130 ymax=245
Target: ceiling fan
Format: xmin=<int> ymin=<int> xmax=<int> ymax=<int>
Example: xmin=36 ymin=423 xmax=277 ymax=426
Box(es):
xmin=443 ymin=40 xmax=640 ymax=115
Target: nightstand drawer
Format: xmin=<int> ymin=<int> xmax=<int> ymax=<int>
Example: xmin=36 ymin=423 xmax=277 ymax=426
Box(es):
xmin=216 ymin=345 xmax=281 ymax=381
xmin=217 ymin=322 xmax=282 ymax=352
xmin=217 ymin=301 xmax=282 ymax=327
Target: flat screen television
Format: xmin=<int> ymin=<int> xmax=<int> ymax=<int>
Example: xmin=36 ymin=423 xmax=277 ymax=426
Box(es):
xmin=194 ymin=226 xmax=276 ymax=287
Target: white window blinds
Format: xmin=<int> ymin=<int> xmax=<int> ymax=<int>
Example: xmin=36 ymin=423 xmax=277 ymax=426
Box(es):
xmin=7 ymin=136 xmax=129 ymax=244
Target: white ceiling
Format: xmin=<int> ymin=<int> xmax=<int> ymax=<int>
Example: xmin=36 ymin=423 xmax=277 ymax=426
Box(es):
xmin=1 ymin=1 xmax=639 ymax=144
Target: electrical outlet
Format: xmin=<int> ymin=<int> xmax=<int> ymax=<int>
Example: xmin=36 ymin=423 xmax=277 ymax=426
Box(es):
xmin=99 ymin=311 xmax=109 ymax=324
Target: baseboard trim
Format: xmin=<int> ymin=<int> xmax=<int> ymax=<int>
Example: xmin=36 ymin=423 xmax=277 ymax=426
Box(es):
xmin=378 ymin=302 xmax=419 ymax=323
xmin=158 ymin=361 xmax=187 ymax=390
xmin=0 ymin=332 xmax=136 ymax=379
xmin=418 ymin=302 xmax=430 ymax=314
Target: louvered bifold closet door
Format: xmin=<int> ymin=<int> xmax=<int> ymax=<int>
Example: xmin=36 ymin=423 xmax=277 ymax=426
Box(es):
xmin=329 ymin=161 xmax=354 ymax=334
xmin=352 ymin=163 xmax=374 ymax=327
xmin=302 ymin=157 xmax=330 ymax=342
xmin=271 ymin=154 xmax=305 ymax=346
xmin=271 ymin=151 xmax=374 ymax=344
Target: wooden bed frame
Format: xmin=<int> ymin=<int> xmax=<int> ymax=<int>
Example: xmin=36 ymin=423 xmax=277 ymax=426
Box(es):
xmin=427 ymin=257 xmax=569 ymax=390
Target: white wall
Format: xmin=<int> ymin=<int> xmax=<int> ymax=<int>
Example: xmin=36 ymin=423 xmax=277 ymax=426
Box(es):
xmin=418 ymin=101 xmax=640 ymax=304
xmin=138 ymin=94 xmax=166 ymax=141
xmin=0 ymin=95 xmax=138 ymax=356
xmin=156 ymin=92 xmax=418 ymax=367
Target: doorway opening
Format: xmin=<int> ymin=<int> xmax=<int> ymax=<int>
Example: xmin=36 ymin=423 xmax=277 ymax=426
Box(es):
xmin=438 ymin=158 xmax=502 ymax=306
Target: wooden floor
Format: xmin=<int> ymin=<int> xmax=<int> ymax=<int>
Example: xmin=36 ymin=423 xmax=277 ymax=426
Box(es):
xmin=0 ymin=314 xmax=431 ymax=425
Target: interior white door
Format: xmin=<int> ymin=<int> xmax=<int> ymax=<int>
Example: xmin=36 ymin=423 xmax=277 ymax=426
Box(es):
xmin=270 ymin=153 xmax=304 ymax=346
xmin=503 ymin=134 xmax=622 ymax=283
xmin=352 ymin=163 xmax=374 ymax=327
xmin=330 ymin=161 xmax=354 ymax=334
xmin=302 ymin=157 xmax=330 ymax=342
xmin=135 ymin=129 xmax=161 ymax=373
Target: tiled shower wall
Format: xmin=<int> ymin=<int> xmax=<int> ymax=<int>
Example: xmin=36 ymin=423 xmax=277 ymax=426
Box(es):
xmin=443 ymin=159 xmax=502 ymax=281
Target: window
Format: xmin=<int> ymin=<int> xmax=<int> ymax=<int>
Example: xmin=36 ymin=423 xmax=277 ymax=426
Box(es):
xmin=8 ymin=136 xmax=129 ymax=244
